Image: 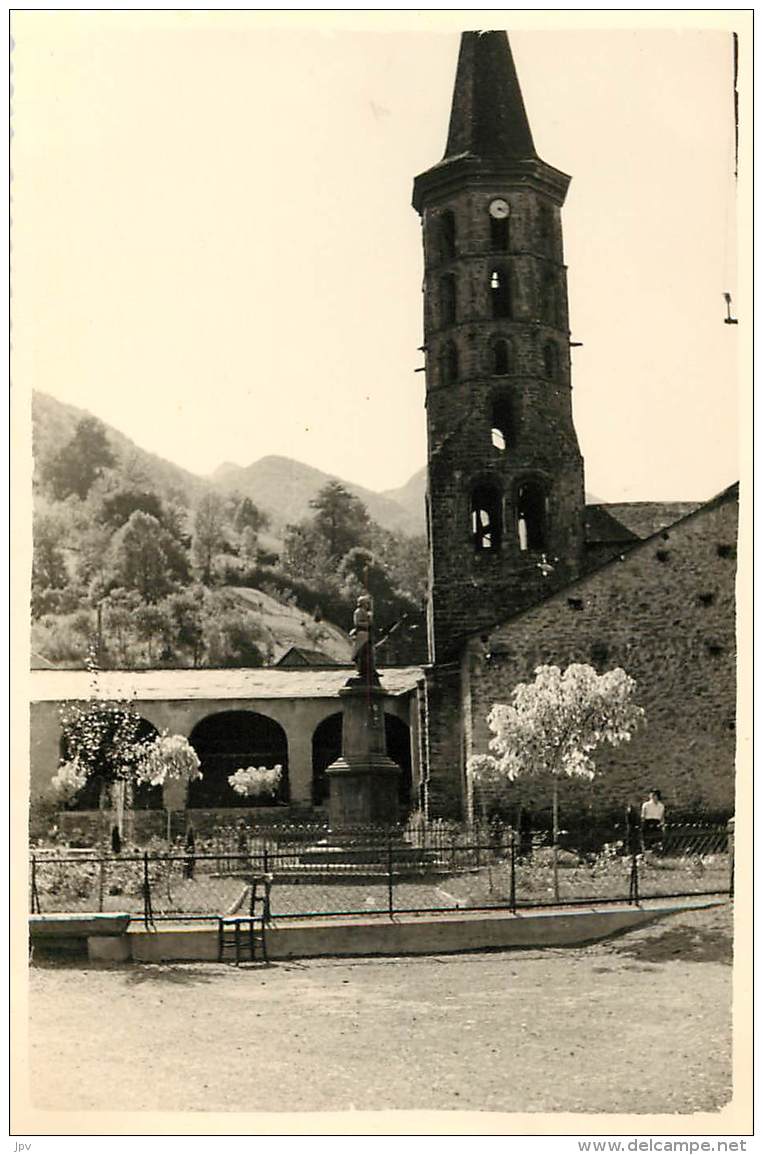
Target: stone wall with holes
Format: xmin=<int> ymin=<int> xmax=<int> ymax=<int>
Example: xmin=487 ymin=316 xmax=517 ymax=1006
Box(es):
xmin=451 ymin=487 xmax=739 ymax=820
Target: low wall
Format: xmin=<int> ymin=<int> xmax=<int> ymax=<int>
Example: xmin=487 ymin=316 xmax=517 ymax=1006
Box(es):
xmin=126 ymin=900 xmax=723 ymax=963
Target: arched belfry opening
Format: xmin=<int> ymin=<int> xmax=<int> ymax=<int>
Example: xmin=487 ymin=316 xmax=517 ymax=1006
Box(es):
xmin=490 ymin=394 xmax=514 ymax=452
xmin=516 ymin=479 xmax=548 ymax=552
xmin=471 ymin=482 xmax=503 ymax=552
xmin=489 ymin=266 xmax=512 ymax=319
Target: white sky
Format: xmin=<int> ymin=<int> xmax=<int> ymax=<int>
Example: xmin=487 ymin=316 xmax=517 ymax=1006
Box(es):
xmin=11 ymin=14 xmax=741 ymax=501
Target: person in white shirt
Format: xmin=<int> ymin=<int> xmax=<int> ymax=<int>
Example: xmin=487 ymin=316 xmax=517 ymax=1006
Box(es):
xmin=641 ymin=789 xmax=665 ymax=851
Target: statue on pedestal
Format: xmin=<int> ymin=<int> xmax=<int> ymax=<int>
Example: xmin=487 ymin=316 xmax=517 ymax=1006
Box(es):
xmin=349 ymin=594 xmax=379 ymax=684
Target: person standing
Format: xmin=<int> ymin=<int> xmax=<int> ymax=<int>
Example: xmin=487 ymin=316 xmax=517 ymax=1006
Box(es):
xmin=640 ymin=789 xmax=665 ymax=852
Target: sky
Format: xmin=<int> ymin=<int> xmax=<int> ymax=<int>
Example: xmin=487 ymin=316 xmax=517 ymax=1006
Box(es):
xmin=11 ymin=13 xmax=742 ymax=501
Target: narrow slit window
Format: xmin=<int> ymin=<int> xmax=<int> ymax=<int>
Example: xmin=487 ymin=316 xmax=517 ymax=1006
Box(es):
xmin=441 ymin=342 xmax=459 ymax=385
xmin=543 ymin=341 xmax=557 ymax=378
xmin=539 ymin=203 xmax=554 ymax=250
xmin=542 ymin=272 xmax=561 ymax=327
xmin=471 ymin=484 xmax=502 ymax=552
xmin=439 ymin=210 xmax=456 ymax=261
xmin=489 ymin=267 xmax=512 ymax=319
xmin=440 ymin=274 xmax=457 ymax=326
xmin=516 ymin=480 xmax=547 ymax=552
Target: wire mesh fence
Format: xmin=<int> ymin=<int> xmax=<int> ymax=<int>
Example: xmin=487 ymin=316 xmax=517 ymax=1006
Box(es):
xmin=30 ymin=818 xmax=733 ymax=924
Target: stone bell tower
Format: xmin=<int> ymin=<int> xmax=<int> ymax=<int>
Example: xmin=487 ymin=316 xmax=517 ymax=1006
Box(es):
xmin=413 ymin=31 xmax=586 ymax=663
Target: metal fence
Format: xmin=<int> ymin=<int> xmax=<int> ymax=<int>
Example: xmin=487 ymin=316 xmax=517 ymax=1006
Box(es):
xmin=30 ymin=820 xmax=733 ymax=926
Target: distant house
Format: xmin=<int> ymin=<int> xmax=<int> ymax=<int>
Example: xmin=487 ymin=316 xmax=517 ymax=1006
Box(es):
xmin=273 ymin=646 xmax=344 ymax=668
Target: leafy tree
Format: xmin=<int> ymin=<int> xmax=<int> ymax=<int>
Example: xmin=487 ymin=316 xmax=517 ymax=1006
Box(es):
xmin=191 ymin=493 xmax=229 ymax=584
xmin=43 ymin=417 xmax=116 ymax=500
xmin=31 ymin=510 xmax=69 ymax=617
xmin=201 ymin=593 xmax=267 ymax=667
xmin=97 ymin=483 xmax=165 ymax=530
xmin=107 ymin=510 xmax=187 ymax=601
xmin=100 ymin=588 xmax=141 ymax=666
xmin=282 ymin=521 xmax=331 ymax=582
xmin=134 ymin=602 xmax=173 ymax=665
xmin=309 ymin=481 xmax=371 ymax=563
xmin=232 ymin=495 xmax=270 ymax=535
xmin=164 ymin=588 xmax=206 ymax=667
xmin=58 ymin=653 xmax=144 ymax=807
xmin=469 ymin=664 xmax=645 ymax=899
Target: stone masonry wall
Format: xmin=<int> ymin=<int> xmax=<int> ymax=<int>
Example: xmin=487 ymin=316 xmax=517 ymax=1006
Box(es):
xmin=461 ymin=489 xmax=739 ymax=819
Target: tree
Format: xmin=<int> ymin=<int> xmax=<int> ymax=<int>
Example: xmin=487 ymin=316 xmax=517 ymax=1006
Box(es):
xmin=232 ymin=495 xmax=269 ymax=536
xmin=134 ymin=602 xmax=173 ymax=665
xmin=469 ymin=664 xmax=645 ymax=899
xmin=191 ymin=493 xmax=229 ymax=584
xmin=309 ymin=481 xmax=371 ymax=563
xmin=282 ymin=521 xmax=331 ymax=581
xmin=164 ymin=588 xmax=206 ymax=667
xmin=107 ymin=510 xmax=187 ymax=601
xmin=136 ymin=732 xmax=202 ymax=843
xmin=96 ymin=483 xmax=165 ymax=530
xmin=31 ymin=509 xmax=69 ymax=615
xmin=43 ymin=417 xmax=116 ymax=500
xmin=58 ymin=653 xmax=144 ymax=819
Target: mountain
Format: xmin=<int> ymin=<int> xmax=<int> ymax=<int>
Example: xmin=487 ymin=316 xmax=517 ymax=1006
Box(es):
xmin=382 ymin=467 xmax=427 ymax=529
xmin=211 ymin=455 xmax=425 ymax=536
xmin=31 ymin=390 xmax=426 ymax=536
xmin=32 ymin=391 xmax=211 ymax=506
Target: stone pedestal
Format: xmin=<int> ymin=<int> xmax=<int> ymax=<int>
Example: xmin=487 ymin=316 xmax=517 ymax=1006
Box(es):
xmin=326 ymin=679 xmax=400 ymax=829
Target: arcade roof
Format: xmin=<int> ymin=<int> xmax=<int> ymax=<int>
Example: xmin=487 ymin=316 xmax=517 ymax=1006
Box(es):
xmin=29 ymin=666 xmax=425 ymax=704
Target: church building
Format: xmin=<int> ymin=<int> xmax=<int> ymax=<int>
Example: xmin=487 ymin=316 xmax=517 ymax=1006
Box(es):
xmin=412 ymin=31 xmax=738 ymax=820
xmin=29 ymin=31 xmax=738 ymax=830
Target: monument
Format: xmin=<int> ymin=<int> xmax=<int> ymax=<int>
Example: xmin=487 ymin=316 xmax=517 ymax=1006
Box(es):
xmin=325 ymin=595 xmax=401 ymax=828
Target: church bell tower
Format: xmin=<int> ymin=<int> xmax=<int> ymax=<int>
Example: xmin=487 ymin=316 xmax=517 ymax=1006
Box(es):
xmin=413 ymin=31 xmax=586 ymax=663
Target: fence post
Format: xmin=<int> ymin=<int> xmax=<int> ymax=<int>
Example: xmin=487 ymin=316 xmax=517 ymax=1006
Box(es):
xmin=98 ymin=855 xmax=106 ymax=913
xmin=387 ymin=832 xmax=394 ymax=920
xmin=509 ymin=830 xmax=516 ymax=913
xmin=727 ymin=816 xmax=735 ymax=898
xmin=30 ymin=854 xmax=40 ymax=914
xmin=629 ymin=852 xmax=640 ymax=905
xmin=143 ymin=851 xmax=155 ymax=931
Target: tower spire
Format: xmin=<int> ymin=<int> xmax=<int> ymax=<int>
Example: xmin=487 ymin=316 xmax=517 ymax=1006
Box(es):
xmin=444 ymin=31 xmax=536 ymax=162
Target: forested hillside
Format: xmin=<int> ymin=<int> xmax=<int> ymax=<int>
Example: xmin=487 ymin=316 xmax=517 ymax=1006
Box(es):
xmin=31 ymin=395 xmax=428 ymax=669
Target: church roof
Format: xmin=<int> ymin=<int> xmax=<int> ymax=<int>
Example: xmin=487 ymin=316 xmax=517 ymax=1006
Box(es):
xmin=30 ymin=666 xmax=424 ymax=703
xmin=444 ymin=31 xmax=536 ymax=162
xmin=585 ymin=501 xmax=704 ymax=544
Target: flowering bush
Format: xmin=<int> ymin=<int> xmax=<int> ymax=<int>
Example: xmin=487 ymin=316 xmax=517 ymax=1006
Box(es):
xmin=50 ymin=760 xmax=89 ymax=804
xmin=136 ymin=733 xmax=202 ymax=788
xmin=228 ymin=765 xmax=283 ymax=799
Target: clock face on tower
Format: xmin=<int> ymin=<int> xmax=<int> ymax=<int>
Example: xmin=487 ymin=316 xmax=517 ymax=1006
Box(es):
xmin=489 ymin=198 xmax=510 ymax=219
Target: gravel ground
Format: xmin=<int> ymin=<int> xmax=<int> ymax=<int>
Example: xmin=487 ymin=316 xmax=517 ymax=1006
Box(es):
xmin=27 ymin=903 xmax=732 ymax=1117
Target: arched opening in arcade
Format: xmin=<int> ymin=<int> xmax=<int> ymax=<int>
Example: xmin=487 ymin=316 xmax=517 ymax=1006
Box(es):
xmin=188 ymin=711 xmax=290 ymax=808
xmin=311 ymin=711 xmax=413 ymax=810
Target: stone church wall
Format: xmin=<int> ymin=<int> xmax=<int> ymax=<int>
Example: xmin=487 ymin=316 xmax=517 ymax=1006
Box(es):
xmin=459 ymin=488 xmax=739 ymax=820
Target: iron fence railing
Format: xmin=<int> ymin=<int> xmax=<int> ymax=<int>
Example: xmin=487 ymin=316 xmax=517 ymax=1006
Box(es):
xmin=30 ymin=820 xmax=733 ymax=926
